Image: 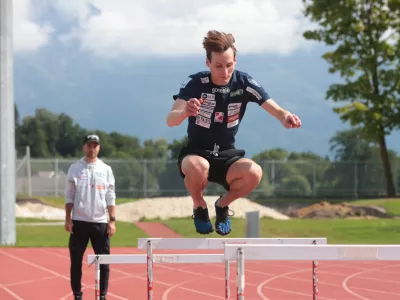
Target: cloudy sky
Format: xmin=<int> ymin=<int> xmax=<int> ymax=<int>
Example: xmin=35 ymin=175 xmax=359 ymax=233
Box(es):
xmin=18 ymin=0 xmax=393 ymax=158
xmin=14 ymin=0 xmax=316 ymax=58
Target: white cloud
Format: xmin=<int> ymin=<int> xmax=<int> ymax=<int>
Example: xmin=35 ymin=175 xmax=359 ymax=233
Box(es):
xmin=13 ymin=0 xmax=53 ymax=52
xmin=53 ymin=0 xmax=313 ymax=58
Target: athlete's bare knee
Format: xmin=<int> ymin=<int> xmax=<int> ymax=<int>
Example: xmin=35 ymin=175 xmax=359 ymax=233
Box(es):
xmin=227 ymin=159 xmax=262 ymax=188
xmin=246 ymin=162 xmax=263 ymax=187
xmin=182 ymin=155 xmax=209 ymax=182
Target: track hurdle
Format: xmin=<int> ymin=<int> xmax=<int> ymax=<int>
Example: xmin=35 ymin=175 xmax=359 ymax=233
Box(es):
xmin=137 ymin=237 xmax=327 ymax=300
xmin=88 ymin=252 xmax=226 ymax=300
xmin=224 ymin=244 xmax=400 ymax=300
xmin=87 ymin=237 xmax=326 ymax=300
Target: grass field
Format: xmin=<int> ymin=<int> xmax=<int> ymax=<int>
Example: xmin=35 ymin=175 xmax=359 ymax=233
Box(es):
xmin=9 ymin=196 xmax=400 ymax=247
xmin=11 ymin=215 xmax=400 ymax=247
xmin=14 ymin=220 xmax=148 ymax=247
xmin=163 ymin=217 xmax=400 ymax=244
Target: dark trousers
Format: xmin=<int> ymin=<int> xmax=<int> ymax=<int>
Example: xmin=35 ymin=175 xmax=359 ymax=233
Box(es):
xmin=69 ymin=220 xmax=110 ymax=296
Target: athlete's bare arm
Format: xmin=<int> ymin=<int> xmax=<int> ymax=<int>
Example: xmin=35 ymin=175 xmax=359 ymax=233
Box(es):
xmin=261 ymin=99 xmax=301 ymax=128
xmin=261 ymin=99 xmax=289 ymax=121
xmin=166 ymin=98 xmax=203 ymax=127
xmin=166 ymin=99 xmax=187 ymax=127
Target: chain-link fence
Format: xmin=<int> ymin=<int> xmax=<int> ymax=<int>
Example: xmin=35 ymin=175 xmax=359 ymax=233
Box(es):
xmin=16 ymin=147 xmax=398 ymax=199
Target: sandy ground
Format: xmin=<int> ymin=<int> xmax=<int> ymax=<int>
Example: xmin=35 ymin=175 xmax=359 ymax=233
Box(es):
xmin=15 ymin=196 xmax=290 ymax=221
xmin=15 ymin=202 xmax=66 ymax=220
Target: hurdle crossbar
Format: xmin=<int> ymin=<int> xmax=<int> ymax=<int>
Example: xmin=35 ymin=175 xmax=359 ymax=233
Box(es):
xmin=87 ymin=253 xmax=225 ymax=264
xmin=225 ymin=244 xmax=400 ymax=300
xmin=138 ymin=237 xmax=326 ymax=300
xmin=137 ymin=237 xmax=328 ymax=249
xmin=224 ymin=244 xmax=400 ymax=261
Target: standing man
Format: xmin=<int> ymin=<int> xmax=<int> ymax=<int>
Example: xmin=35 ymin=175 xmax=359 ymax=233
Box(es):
xmin=166 ymin=30 xmax=301 ymax=236
xmin=64 ymin=133 xmax=117 ymax=300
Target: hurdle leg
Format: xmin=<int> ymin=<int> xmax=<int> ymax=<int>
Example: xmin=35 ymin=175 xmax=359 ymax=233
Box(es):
xmin=312 ymin=240 xmax=319 ymax=300
xmin=95 ymin=257 xmax=100 ymax=300
xmin=236 ymin=248 xmax=244 ymax=300
xmin=225 ymin=260 xmax=230 ymax=300
xmin=147 ymin=240 xmax=153 ymax=300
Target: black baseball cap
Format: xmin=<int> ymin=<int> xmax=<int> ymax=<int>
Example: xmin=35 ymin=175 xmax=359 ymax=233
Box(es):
xmin=83 ymin=133 xmax=100 ymax=145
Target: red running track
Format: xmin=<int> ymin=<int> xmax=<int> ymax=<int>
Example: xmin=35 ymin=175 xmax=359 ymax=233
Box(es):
xmin=0 ymin=247 xmax=400 ymax=299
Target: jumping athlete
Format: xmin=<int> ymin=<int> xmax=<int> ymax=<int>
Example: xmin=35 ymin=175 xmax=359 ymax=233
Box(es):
xmin=166 ymin=30 xmax=301 ymax=236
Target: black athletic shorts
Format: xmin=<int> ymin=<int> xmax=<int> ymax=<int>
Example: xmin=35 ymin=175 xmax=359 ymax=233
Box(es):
xmin=177 ymin=144 xmax=245 ymax=190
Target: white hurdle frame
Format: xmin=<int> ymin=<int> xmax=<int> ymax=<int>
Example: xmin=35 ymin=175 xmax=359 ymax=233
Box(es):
xmin=87 ymin=237 xmax=327 ymax=300
xmin=88 ymin=253 xmax=226 ymax=300
xmin=224 ymin=244 xmax=400 ymax=300
xmin=137 ymin=237 xmax=327 ymax=300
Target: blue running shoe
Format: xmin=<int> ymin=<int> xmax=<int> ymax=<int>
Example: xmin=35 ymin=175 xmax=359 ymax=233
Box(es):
xmin=215 ymin=198 xmax=235 ymax=236
xmin=192 ymin=207 xmax=214 ymax=234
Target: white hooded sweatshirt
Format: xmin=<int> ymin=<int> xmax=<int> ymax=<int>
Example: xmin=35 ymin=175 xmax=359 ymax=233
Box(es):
xmin=65 ymin=157 xmax=116 ymax=223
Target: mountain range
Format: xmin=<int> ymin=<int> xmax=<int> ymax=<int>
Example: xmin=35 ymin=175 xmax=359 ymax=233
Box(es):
xmin=14 ymin=41 xmax=400 ymax=158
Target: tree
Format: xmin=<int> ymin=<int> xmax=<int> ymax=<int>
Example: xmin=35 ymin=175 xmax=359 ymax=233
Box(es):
xmin=35 ymin=108 xmax=59 ymax=156
xmin=322 ymin=128 xmax=397 ymax=197
xmin=19 ymin=117 xmax=50 ymax=157
xmin=168 ymin=136 xmax=188 ymax=159
xmin=329 ymin=128 xmax=373 ymax=161
xmin=15 ymin=104 xmax=22 ymax=156
xmin=302 ymin=0 xmax=400 ymax=196
xmin=56 ymin=114 xmax=83 ymax=158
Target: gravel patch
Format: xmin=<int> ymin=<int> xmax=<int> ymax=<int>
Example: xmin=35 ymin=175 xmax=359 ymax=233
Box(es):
xmin=15 ymin=196 xmax=290 ymax=222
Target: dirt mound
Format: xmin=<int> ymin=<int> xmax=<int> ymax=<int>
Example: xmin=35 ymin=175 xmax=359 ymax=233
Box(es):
xmin=291 ymin=201 xmax=390 ymax=219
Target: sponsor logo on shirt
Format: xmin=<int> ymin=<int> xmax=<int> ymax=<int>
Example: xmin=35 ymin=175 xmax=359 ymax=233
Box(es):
xmin=227 ymin=103 xmax=241 ymax=129
xmin=195 ymin=99 xmax=216 ymax=129
xmin=228 ymin=103 xmax=242 ymax=110
xmin=198 ymin=109 xmax=212 ymax=119
xmin=201 ymin=93 xmax=216 ymax=101
xmin=199 ymin=105 xmax=214 ymax=113
xmin=197 ymin=115 xmax=211 ymax=124
xmin=214 ymin=112 xmax=224 ymax=123
xmin=228 ymin=114 xmax=239 ymax=123
xmin=228 ymin=108 xmax=240 ymax=116
xmin=230 ymin=89 xmax=243 ymax=97
xmin=249 ymin=78 xmax=261 ymax=87
xmin=212 ymin=87 xmax=230 ymax=94
xmin=201 ymin=77 xmax=209 ymax=84
xmin=77 ymin=172 xmax=88 ymax=186
xmin=202 ymin=99 xmax=216 ymax=107
xmin=246 ymin=86 xmax=262 ymax=100
xmin=227 ymin=119 xmax=239 ymax=128
xmin=196 ymin=118 xmax=211 ymax=128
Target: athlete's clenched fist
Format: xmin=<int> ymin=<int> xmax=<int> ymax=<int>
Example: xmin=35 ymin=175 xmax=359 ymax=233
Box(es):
xmin=184 ymin=98 xmax=204 ymax=117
